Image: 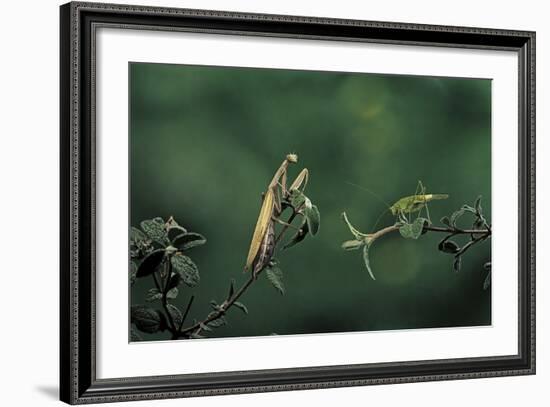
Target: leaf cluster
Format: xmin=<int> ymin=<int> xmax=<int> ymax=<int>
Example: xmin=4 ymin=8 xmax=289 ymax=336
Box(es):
xmin=129 ymin=216 xmax=207 ymax=339
xmin=341 ymin=196 xmax=491 ymax=286
xmin=437 ymin=196 xmax=491 ymax=287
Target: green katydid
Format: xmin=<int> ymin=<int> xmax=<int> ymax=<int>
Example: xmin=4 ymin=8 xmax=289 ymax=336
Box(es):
xmin=342 ymin=180 xmax=449 ymax=280
xmin=347 ymin=180 xmax=449 ymax=230
xmin=244 ymin=154 xmax=309 ymax=279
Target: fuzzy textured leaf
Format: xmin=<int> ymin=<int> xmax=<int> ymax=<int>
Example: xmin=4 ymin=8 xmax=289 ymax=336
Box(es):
xmin=233 ymin=301 xmax=249 ymax=314
xmin=438 ymin=240 xmax=460 ymax=254
xmin=167 ymin=225 xmax=187 ymax=241
xmin=167 ymin=287 xmax=179 ymax=299
xmin=362 ymin=244 xmax=376 ymax=280
xmin=283 ymin=220 xmax=309 ymax=249
xmin=208 ymin=317 xmax=227 ymax=328
xmin=266 ymin=265 xmax=285 ymax=295
xmin=304 ymin=204 xmax=320 ymax=236
xmin=129 ymin=261 xmax=137 ymax=285
xmin=440 ymin=216 xmax=451 ymax=227
xmin=136 ymin=249 xmax=165 ymax=278
xmin=450 ymin=209 xmax=466 ymax=227
xmin=130 ymin=327 xmax=142 ymax=342
xmin=289 ymin=189 xmax=306 ymax=209
xmin=399 ymin=217 xmax=425 ymax=240
xmin=166 ymin=304 xmax=183 ymax=327
xmin=166 ymin=273 xmax=181 ymax=291
xmin=140 ymin=218 xmax=169 ymax=245
xmin=145 ymin=288 xmax=163 ymax=302
xmin=131 ymin=305 xmax=162 ymax=334
xmin=172 ymin=232 xmax=207 ymax=251
xmin=171 ymin=254 xmax=200 ymax=287
xmin=130 ymin=227 xmax=147 ymax=245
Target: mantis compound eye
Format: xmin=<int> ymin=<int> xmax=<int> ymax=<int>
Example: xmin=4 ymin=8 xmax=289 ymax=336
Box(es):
xmin=286 ymin=153 xmax=298 ymax=163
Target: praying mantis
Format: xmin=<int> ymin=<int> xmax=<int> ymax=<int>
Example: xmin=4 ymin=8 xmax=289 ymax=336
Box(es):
xmin=244 ymin=154 xmax=309 ymax=279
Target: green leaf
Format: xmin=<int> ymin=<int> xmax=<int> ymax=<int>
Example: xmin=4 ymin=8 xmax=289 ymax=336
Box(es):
xmin=167 ymin=225 xmax=186 ymax=240
xmin=136 ymin=249 xmax=165 ymax=278
xmin=399 ymin=218 xmax=425 ymax=240
xmin=172 ymin=232 xmax=207 ymax=251
xmin=473 ymin=218 xmax=485 ymax=230
xmin=130 ymin=227 xmax=147 ymax=245
xmin=140 ymin=218 xmax=169 ymax=245
xmin=200 ymin=322 xmax=213 ymax=332
xmin=208 ymin=317 xmax=227 ymax=328
xmin=438 ymin=240 xmax=460 ymax=254
xmin=129 ymin=261 xmax=137 ymax=285
xmin=145 ymin=288 xmax=163 ymax=302
xmin=450 ymin=209 xmax=466 ymax=227
xmin=341 ymin=239 xmax=364 ymax=251
xmin=289 ymin=189 xmax=306 ymax=209
xmin=171 ymin=254 xmax=200 ymax=287
xmin=483 ymin=270 xmax=491 ymax=290
xmin=233 ymin=301 xmax=248 ymax=314
xmin=266 ymin=265 xmax=285 ymax=295
xmin=304 ymin=204 xmax=320 ymax=235
xmin=440 ymin=216 xmax=451 ymax=227
xmin=362 ymin=244 xmax=376 ymax=280
xmin=341 ymin=212 xmax=369 ymax=240
xmin=190 ymin=333 xmax=205 ymax=339
xmin=461 ymin=204 xmax=476 ymax=214
xmin=453 ymin=256 xmax=462 ymax=273
xmin=131 ymin=305 xmax=162 ymax=334
xmin=166 ymin=304 xmax=183 ymax=327
xmin=130 ymin=327 xmax=142 ymax=342
xmin=283 ymin=220 xmax=309 ymax=249
xmin=166 ymin=272 xmax=181 ymax=291
xmin=167 ymin=287 xmax=179 ymax=299
xmin=475 ymin=196 xmax=483 ymax=214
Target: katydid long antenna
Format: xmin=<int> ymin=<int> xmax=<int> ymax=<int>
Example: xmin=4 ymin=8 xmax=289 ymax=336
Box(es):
xmin=345 ymin=181 xmax=392 ymax=233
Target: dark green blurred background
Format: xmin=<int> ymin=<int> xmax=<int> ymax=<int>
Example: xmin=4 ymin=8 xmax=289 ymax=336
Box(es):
xmin=130 ymin=62 xmax=491 ymax=340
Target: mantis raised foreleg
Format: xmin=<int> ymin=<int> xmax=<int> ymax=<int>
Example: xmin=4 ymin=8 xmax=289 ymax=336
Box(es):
xmin=244 ymin=154 xmax=309 ymax=279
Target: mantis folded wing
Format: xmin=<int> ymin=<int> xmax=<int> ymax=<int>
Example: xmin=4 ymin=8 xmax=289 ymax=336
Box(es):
xmin=244 ymin=154 xmax=309 ymax=278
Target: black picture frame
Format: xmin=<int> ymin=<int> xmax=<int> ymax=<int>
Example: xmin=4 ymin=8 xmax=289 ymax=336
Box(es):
xmin=60 ymin=1 xmax=536 ymax=404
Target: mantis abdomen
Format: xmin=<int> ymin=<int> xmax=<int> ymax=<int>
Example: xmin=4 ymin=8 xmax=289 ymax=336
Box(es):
xmin=252 ymin=221 xmax=275 ymax=277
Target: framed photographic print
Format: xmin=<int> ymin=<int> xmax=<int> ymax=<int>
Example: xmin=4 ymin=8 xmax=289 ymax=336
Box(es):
xmin=60 ymin=1 xmax=536 ymax=404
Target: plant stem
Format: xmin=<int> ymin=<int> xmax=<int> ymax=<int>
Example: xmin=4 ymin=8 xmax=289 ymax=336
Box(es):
xmin=367 ymin=224 xmax=491 ymax=241
xmin=161 ymin=260 xmax=177 ymax=335
xmin=179 ymin=295 xmax=194 ymax=331
xmin=177 ymin=211 xmax=297 ymax=338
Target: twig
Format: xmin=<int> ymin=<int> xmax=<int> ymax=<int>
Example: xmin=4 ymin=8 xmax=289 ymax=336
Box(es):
xmin=177 ymin=211 xmax=297 ymax=337
xmin=179 ymin=295 xmax=194 ymax=331
xmin=161 ymin=261 xmax=177 ymax=334
xmin=365 ymin=224 xmax=491 ymax=242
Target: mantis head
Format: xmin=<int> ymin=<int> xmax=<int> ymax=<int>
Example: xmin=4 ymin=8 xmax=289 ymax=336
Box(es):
xmin=286 ymin=153 xmax=298 ymax=163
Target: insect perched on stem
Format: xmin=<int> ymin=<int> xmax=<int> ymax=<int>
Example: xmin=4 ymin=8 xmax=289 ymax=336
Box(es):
xmin=347 ymin=180 xmax=449 ymax=231
xmin=389 ymin=180 xmax=449 ymax=224
xmin=342 ymin=181 xmax=450 ymax=280
xmin=244 ymin=154 xmax=309 ymax=279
